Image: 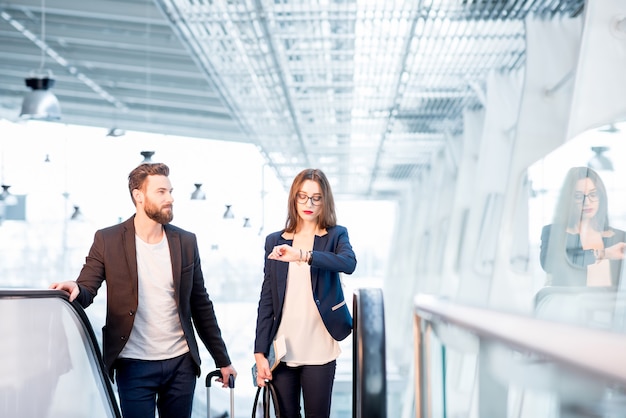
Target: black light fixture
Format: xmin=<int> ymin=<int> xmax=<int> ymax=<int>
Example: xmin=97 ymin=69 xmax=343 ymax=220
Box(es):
xmin=588 ymin=146 xmax=614 ymax=171
xmin=70 ymin=205 xmax=83 ymax=220
xmin=0 ymin=185 xmax=18 ymax=207
xmin=106 ymin=127 xmax=126 ymax=137
xmin=223 ymin=204 xmax=234 ymax=219
xmin=19 ymin=0 xmax=61 ymax=121
xmin=598 ymin=123 xmax=620 ymax=134
xmin=190 ymin=183 xmax=206 ymax=200
xmin=243 ymin=217 xmax=251 ymax=228
xmin=106 ymin=106 xmax=126 ymax=137
xmin=140 ymin=151 xmax=155 ymax=163
xmin=20 ymin=75 xmax=61 ymax=120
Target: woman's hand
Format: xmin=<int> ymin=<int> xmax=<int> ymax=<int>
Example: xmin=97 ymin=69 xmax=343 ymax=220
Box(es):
xmin=604 ymin=242 xmax=626 ymax=260
xmin=268 ymin=244 xmax=301 ymax=262
xmin=254 ymin=353 xmax=272 ymax=387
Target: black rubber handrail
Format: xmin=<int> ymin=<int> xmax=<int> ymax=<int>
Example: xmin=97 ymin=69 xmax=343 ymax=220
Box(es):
xmin=353 ymin=288 xmax=387 ymax=418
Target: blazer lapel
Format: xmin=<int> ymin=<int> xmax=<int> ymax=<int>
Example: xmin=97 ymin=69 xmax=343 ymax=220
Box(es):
xmin=277 ymin=260 xmax=289 ymax=305
xmin=276 ymin=235 xmax=291 ymax=308
xmin=122 ymin=217 xmax=139 ymax=302
xmin=165 ymin=225 xmax=182 ymax=300
xmin=311 ymin=233 xmax=326 ymax=295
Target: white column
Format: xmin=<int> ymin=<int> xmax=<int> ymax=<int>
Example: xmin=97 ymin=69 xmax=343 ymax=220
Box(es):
xmin=567 ymin=0 xmax=626 ymax=139
xmin=489 ymin=16 xmax=583 ymax=312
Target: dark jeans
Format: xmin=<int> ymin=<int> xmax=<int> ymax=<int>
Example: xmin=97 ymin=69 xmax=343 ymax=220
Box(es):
xmin=115 ymin=352 xmax=197 ymax=418
xmin=271 ymin=360 xmax=336 ymax=418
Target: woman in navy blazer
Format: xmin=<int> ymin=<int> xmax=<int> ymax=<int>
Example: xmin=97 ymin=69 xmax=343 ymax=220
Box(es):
xmin=254 ymin=168 xmax=357 ymax=417
xmin=540 ymin=166 xmax=626 ymax=287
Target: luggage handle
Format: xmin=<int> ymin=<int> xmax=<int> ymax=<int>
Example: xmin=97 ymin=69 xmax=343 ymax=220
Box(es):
xmin=206 ymin=369 xmax=235 ymax=418
xmin=205 ymin=369 xmax=235 ymax=389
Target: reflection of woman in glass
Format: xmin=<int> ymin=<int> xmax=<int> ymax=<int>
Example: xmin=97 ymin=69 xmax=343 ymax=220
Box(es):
xmin=540 ymin=166 xmax=626 ymax=287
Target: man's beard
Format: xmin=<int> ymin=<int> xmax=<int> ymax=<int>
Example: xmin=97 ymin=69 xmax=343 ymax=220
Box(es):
xmin=144 ymin=199 xmax=173 ymax=224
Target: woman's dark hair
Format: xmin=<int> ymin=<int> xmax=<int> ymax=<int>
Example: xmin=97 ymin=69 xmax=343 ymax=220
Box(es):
xmin=128 ymin=163 xmax=170 ymax=205
xmin=285 ymin=168 xmax=337 ymax=233
xmin=553 ymin=166 xmax=609 ymax=231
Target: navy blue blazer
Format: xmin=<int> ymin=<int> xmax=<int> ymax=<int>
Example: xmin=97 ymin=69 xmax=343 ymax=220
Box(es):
xmin=254 ymin=225 xmax=357 ymax=356
xmin=74 ymin=216 xmax=231 ymax=380
xmin=540 ymin=224 xmax=625 ymax=287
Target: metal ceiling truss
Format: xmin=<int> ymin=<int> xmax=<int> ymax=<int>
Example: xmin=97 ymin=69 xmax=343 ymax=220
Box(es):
xmin=0 ymin=0 xmax=584 ymax=198
xmin=155 ymin=0 xmax=583 ymax=198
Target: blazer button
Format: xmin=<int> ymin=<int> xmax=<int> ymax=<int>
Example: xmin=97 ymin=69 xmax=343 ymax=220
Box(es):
xmin=129 ymin=310 xmax=134 ymax=316
xmin=120 ymin=336 xmax=126 ymax=341
xmin=315 ymin=299 xmax=320 ymax=305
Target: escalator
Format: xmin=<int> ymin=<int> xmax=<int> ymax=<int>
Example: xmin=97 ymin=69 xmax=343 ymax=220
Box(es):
xmin=0 ymin=289 xmax=121 ymax=418
xmin=1 ymin=288 xmax=388 ymax=418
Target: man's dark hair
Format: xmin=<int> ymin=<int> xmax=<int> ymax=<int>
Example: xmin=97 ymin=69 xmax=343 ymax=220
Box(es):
xmin=128 ymin=163 xmax=170 ymax=205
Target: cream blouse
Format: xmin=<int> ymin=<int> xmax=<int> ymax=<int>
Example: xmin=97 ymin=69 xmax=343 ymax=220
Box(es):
xmin=276 ymin=260 xmax=341 ymax=366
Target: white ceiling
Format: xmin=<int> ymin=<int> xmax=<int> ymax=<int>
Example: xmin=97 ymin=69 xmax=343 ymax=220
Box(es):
xmin=0 ymin=0 xmax=584 ymax=198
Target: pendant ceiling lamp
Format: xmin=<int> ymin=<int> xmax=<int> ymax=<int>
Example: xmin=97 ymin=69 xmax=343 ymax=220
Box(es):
xmin=106 ymin=127 xmax=126 ymax=137
xmin=140 ymin=151 xmax=155 ymax=163
xmin=20 ymin=74 xmax=61 ymax=120
xmin=70 ymin=205 xmax=83 ymax=221
xmin=20 ymin=0 xmax=61 ymax=121
xmin=223 ymin=204 xmax=234 ymax=219
xmin=190 ymin=183 xmax=206 ymax=200
xmin=0 ymin=185 xmax=18 ymax=206
xmin=588 ymin=146 xmax=614 ymax=172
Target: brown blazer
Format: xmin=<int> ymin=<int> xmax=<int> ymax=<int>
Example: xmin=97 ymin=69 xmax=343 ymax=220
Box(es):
xmin=74 ymin=216 xmax=231 ymax=381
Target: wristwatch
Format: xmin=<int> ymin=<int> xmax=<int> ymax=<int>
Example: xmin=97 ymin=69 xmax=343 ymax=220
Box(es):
xmin=593 ymin=248 xmax=605 ymax=260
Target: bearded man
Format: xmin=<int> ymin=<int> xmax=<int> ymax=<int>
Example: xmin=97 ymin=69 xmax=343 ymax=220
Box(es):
xmin=50 ymin=162 xmax=237 ymax=418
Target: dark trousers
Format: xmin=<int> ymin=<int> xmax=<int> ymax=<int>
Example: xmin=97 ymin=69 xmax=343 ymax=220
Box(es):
xmin=271 ymin=360 xmax=336 ymax=418
xmin=114 ymin=352 xmax=197 ymax=418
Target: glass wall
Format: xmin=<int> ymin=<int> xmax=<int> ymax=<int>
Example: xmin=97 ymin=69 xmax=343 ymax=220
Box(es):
xmin=427 ymin=121 xmax=626 ymax=418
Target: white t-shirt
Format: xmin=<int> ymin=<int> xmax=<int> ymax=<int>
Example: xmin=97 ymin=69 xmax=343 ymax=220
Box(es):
xmin=119 ymin=234 xmax=189 ymax=360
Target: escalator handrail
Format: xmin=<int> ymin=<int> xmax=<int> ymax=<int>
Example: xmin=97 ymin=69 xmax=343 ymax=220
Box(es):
xmin=353 ymin=288 xmax=386 ymax=418
xmin=0 ymin=289 xmax=122 ymax=418
xmin=414 ymin=293 xmax=626 ymax=385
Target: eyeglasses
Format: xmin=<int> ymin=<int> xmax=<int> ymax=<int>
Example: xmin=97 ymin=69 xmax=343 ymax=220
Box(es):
xmin=296 ymin=192 xmax=322 ymax=206
xmin=574 ymin=191 xmax=599 ymax=203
